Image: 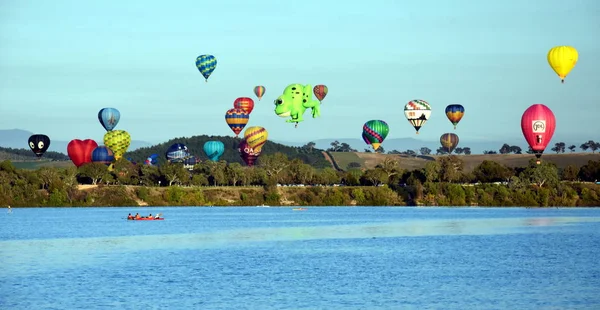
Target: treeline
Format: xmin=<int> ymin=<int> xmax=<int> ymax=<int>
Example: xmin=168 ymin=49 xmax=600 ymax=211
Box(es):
xmin=0 ymin=146 xmax=69 ymax=161
xmin=124 ymin=135 xmax=330 ymax=168
xmin=1 ymin=154 xmax=599 ymax=207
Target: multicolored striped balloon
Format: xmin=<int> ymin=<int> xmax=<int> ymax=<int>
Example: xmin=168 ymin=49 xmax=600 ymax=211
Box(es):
xmin=440 ymin=133 xmax=459 ymax=154
xmin=404 ymin=99 xmax=432 ymax=134
xmin=362 ymin=120 xmax=389 ymax=151
xmin=254 ymin=86 xmax=265 ymax=101
xmin=225 ymin=108 xmax=249 ymax=136
xmin=103 ymin=130 xmax=131 ymax=160
xmin=195 ymin=54 xmax=217 ymax=82
xmin=243 ymin=126 xmax=268 ymax=154
xmin=233 ymin=97 xmax=255 ymax=114
xmin=445 ymin=104 xmax=465 ymax=129
xmin=313 ymin=85 xmax=328 ymax=102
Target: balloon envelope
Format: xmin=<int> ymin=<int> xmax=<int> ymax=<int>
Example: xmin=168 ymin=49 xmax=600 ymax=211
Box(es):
xmin=254 ymin=86 xmax=266 ymax=101
xmin=313 ymin=85 xmax=328 ymax=102
xmin=166 ymin=143 xmax=190 ymax=163
xmin=547 ymin=46 xmax=578 ymax=83
xmin=91 ymin=146 xmax=115 ymax=165
xmin=196 ymin=55 xmax=217 ymax=81
xmin=98 ymin=108 xmax=120 ymax=131
xmin=521 ymin=104 xmax=556 ymax=163
xmin=445 ymin=104 xmax=465 ymax=129
xmin=243 ymin=126 xmax=268 ymax=154
xmin=362 ymin=120 xmax=389 ymax=150
xmin=225 ymin=108 xmax=250 ymax=136
xmin=67 ymin=139 xmax=98 ymax=167
xmin=440 ymin=133 xmax=459 ymax=154
xmin=203 ymin=141 xmax=225 ymax=161
xmin=404 ymin=99 xmax=432 ymax=134
xmin=28 ymin=134 xmax=50 ymax=158
xmin=233 ymin=97 xmax=255 ymax=114
xmin=238 ymin=139 xmax=260 ymax=167
xmin=103 ymin=130 xmax=131 ymax=160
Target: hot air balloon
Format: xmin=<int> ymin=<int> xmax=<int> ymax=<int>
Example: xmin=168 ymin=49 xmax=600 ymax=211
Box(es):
xmin=103 ymin=130 xmax=131 ymax=160
xmin=440 ymin=133 xmax=459 ymax=154
xmin=361 ymin=132 xmax=371 ymax=147
xmin=91 ymin=146 xmax=115 ymax=166
xmin=67 ymin=139 xmax=98 ymax=167
xmin=28 ymin=134 xmax=50 ymax=158
xmin=362 ymin=120 xmax=389 ymax=151
xmin=254 ymin=86 xmax=266 ymax=101
xmin=225 ymin=108 xmax=250 ymax=136
xmin=239 ymin=139 xmax=260 ymax=167
xmin=313 ymin=85 xmax=328 ymax=103
xmin=144 ymin=154 xmax=159 ymax=166
xmin=98 ymin=108 xmax=120 ymax=131
xmin=196 ymin=54 xmax=217 ymax=82
xmin=183 ymin=156 xmax=197 ymax=171
xmin=547 ymin=46 xmax=578 ymax=83
xmin=243 ymin=126 xmax=268 ymax=154
xmin=166 ymin=143 xmax=190 ymax=163
xmin=203 ymin=141 xmax=225 ymax=161
xmin=445 ymin=104 xmax=464 ymax=129
xmin=404 ymin=99 xmax=432 ymax=134
xmin=233 ymin=97 xmax=255 ymax=114
xmin=521 ymin=104 xmax=556 ymax=165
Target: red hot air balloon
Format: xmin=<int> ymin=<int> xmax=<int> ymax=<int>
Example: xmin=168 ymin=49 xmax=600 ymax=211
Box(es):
xmin=238 ymin=138 xmax=260 ymax=166
xmin=67 ymin=139 xmax=98 ymax=167
xmin=521 ymin=104 xmax=556 ymax=165
xmin=233 ymin=97 xmax=255 ymax=114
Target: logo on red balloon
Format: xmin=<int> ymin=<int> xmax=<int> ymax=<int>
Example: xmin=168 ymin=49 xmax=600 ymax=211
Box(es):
xmin=532 ymin=120 xmax=546 ymax=133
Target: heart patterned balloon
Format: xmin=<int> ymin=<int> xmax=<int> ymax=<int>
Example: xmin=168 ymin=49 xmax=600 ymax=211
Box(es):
xmin=67 ymin=139 xmax=98 ymax=167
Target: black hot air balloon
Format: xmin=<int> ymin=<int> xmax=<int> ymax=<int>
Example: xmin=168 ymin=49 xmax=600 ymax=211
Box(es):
xmin=28 ymin=134 xmax=50 ymax=158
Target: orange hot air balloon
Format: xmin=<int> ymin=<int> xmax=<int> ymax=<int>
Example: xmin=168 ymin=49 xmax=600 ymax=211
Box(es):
xmin=234 ymin=97 xmax=255 ymax=114
xmin=254 ymin=86 xmax=265 ymax=101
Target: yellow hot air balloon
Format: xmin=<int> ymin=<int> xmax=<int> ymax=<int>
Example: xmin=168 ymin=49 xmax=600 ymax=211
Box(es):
xmin=103 ymin=130 xmax=131 ymax=160
xmin=547 ymin=46 xmax=578 ymax=83
xmin=243 ymin=126 xmax=268 ymax=154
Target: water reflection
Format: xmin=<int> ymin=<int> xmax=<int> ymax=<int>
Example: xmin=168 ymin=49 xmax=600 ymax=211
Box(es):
xmin=1 ymin=216 xmax=598 ymax=276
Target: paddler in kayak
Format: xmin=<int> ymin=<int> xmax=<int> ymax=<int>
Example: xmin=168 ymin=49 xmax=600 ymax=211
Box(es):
xmin=127 ymin=213 xmax=133 ymax=220
xmin=135 ymin=213 xmax=141 ymax=219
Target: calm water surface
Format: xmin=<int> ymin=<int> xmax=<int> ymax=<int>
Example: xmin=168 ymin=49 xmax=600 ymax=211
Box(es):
xmin=1 ymin=207 xmax=600 ymax=310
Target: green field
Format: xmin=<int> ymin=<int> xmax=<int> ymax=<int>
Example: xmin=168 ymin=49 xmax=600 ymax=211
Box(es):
xmin=327 ymin=152 xmax=365 ymax=170
xmin=11 ymin=160 xmax=74 ymax=170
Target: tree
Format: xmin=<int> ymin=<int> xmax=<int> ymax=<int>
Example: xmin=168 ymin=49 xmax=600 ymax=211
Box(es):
xmin=550 ymin=142 xmax=566 ymax=154
xmin=375 ymin=146 xmax=385 ymax=154
xmin=328 ymin=140 xmax=341 ymax=152
xmin=509 ymin=146 xmax=522 ymax=154
xmin=483 ymin=150 xmax=497 ymax=154
xmin=462 ymin=147 xmax=472 ymax=155
xmin=160 ymin=162 xmax=190 ymax=186
xmin=436 ymin=147 xmax=448 ymax=155
xmin=225 ymin=162 xmax=244 ymax=186
xmin=454 ymin=147 xmax=464 ymax=155
xmin=520 ymin=159 xmax=559 ymax=188
xmin=376 ymin=158 xmax=401 ymax=180
xmin=590 ymin=142 xmax=600 ymax=154
xmin=499 ymin=144 xmax=511 ymax=154
xmin=347 ymin=162 xmax=361 ymax=169
xmin=473 ymin=160 xmax=514 ymax=183
xmin=578 ymin=160 xmax=600 ymax=182
xmin=364 ymin=148 xmax=372 ymax=153
xmin=78 ymin=162 xmax=109 ymax=185
xmin=526 ymin=146 xmax=535 ymax=154
xmin=580 ymin=142 xmax=590 ymax=152
xmin=361 ymin=168 xmax=388 ymax=186
xmin=561 ymin=165 xmax=580 ymax=181
xmin=438 ymin=156 xmax=464 ymax=183
xmin=258 ymin=153 xmax=290 ymax=183
xmin=338 ymin=143 xmax=356 ymax=152
xmin=302 ymin=142 xmax=316 ymax=152
xmin=423 ymin=161 xmax=440 ymax=182
xmin=568 ymin=145 xmax=576 ymax=152
xmin=420 ymin=147 xmax=432 ymax=155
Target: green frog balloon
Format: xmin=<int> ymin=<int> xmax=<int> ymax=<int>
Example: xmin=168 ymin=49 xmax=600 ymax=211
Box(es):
xmin=274 ymin=84 xmax=321 ymax=128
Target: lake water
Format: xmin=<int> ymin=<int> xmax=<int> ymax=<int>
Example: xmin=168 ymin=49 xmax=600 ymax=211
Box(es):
xmin=1 ymin=207 xmax=600 ymax=310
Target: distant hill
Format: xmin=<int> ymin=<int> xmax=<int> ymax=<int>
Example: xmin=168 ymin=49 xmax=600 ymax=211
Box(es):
xmin=329 ymin=151 xmax=600 ymax=172
xmin=124 ymin=134 xmax=332 ymax=168
xmin=0 ymin=129 xmax=153 ymax=154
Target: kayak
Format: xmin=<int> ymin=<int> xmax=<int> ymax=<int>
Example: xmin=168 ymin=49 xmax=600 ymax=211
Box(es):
xmin=128 ymin=218 xmax=164 ymax=221
xmin=292 ymin=208 xmax=307 ymax=211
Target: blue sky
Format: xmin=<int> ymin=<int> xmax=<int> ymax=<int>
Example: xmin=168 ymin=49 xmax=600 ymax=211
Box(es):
xmin=1 ymin=0 xmax=599 ymax=146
